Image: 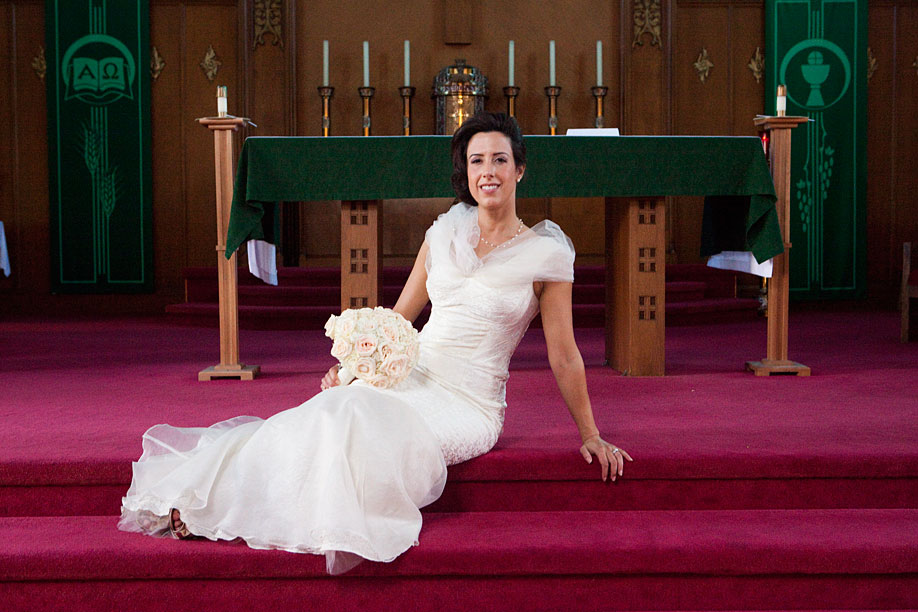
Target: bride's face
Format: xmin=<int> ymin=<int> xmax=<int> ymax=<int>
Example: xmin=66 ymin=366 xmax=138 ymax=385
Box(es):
xmin=466 ymin=131 xmax=524 ymax=212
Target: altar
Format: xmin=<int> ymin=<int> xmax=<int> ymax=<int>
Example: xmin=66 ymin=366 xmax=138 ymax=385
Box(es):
xmin=224 ymin=134 xmax=783 ymax=377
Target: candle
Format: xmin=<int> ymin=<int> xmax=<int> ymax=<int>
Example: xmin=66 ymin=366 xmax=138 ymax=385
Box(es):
xmin=776 ymin=84 xmax=787 ymax=116
xmin=549 ymin=40 xmax=556 ymax=86
xmin=322 ymin=40 xmax=329 ymax=87
xmin=403 ymin=40 xmax=410 ymax=87
xmin=216 ymin=85 xmax=227 ymax=117
xmin=362 ymin=41 xmax=369 ymax=87
xmin=596 ymin=40 xmax=603 ymax=87
xmin=508 ymin=40 xmax=515 ymax=87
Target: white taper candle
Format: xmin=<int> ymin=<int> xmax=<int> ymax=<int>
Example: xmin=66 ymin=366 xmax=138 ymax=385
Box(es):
xmin=403 ymin=40 xmax=410 ymax=87
xmin=596 ymin=40 xmax=603 ymax=87
xmin=508 ymin=40 xmax=515 ymax=87
xmin=362 ymin=41 xmax=369 ymax=87
xmin=322 ymin=40 xmax=329 ymax=87
xmin=549 ymin=40 xmax=556 ymax=86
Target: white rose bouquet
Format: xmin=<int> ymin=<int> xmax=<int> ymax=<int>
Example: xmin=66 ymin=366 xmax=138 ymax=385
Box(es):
xmin=324 ymin=306 xmax=420 ymax=389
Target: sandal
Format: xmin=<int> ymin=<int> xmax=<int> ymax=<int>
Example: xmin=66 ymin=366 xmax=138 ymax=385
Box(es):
xmin=168 ymin=508 xmax=196 ymax=540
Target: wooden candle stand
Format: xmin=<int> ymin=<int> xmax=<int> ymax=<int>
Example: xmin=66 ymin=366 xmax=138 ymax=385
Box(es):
xmin=746 ymin=115 xmax=811 ymax=377
xmin=197 ymin=115 xmax=260 ymax=381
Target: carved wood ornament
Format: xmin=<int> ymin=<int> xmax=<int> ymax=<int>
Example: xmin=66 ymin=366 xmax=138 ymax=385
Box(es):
xmin=254 ymin=0 xmax=284 ymax=48
xmin=200 ymin=45 xmax=222 ymax=82
xmin=32 ymin=46 xmax=46 ymax=81
xmin=694 ymin=48 xmax=713 ymax=83
xmin=748 ymin=47 xmax=764 ymax=84
xmin=633 ymin=0 xmax=662 ymax=48
xmin=151 ymin=46 xmax=165 ymax=82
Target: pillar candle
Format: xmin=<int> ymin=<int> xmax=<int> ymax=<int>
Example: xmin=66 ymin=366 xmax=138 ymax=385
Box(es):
xmin=216 ymin=85 xmax=227 ymax=116
xmin=403 ymin=40 xmax=410 ymax=87
xmin=596 ymin=40 xmax=603 ymax=87
xmin=508 ymin=40 xmax=515 ymax=87
xmin=549 ymin=40 xmax=556 ymax=86
xmin=322 ymin=40 xmax=329 ymax=87
xmin=776 ymin=84 xmax=787 ymax=116
xmin=363 ymin=41 xmax=369 ymax=88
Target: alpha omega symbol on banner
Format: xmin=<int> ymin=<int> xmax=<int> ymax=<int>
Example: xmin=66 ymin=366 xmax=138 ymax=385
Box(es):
xmin=46 ymin=1 xmax=152 ymax=293
xmin=767 ymin=0 xmax=866 ymax=299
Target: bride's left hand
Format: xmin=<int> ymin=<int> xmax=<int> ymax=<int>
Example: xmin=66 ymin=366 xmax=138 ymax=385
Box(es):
xmin=580 ymin=435 xmax=633 ymax=482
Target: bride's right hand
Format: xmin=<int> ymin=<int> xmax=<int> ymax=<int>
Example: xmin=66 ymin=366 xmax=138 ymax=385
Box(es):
xmin=320 ymin=365 xmax=341 ymax=391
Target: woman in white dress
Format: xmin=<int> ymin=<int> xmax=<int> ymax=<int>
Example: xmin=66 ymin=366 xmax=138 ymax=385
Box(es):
xmin=119 ymin=112 xmax=632 ymax=574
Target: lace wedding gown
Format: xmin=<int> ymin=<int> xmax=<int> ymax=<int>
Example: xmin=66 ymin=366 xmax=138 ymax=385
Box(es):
xmin=119 ymin=203 xmax=575 ymax=573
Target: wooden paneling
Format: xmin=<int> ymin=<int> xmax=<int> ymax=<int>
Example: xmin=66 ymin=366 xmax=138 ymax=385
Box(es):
xmin=670 ymin=0 xmax=765 ymax=266
xmin=867 ymin=1 xmax=918 ymax=304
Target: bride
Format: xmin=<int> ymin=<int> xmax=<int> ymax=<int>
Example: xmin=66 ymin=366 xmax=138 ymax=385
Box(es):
xmin=119 ymin=111 xmax=632 ymax=574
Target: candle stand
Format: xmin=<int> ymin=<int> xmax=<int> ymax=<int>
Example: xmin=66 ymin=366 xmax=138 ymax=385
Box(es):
xmin=591 ymin=86 xmax=608 ymax=129
xmin=545 ymin=86 xmax=561 ymax=135
xmin=503 ymin=86 xmax=520 ymax=117
xmin=318 ymin=86 xmax=334 ymax=137
xmin=358 ymin=87 xmax=375 ymax=136
xmin=399 ymin=86 xmax=415 ymax=135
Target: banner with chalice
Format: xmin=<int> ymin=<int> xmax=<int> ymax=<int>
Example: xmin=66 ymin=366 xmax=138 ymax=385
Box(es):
xmin=766 ymin=0 xmax=867 ymax=299
xmin=45 ymin=0 xmax=152 ymax=292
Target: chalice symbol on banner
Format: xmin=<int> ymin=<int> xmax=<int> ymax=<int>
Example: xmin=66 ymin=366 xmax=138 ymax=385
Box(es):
xmin=801 ymin=50 xmax=830 ymax=107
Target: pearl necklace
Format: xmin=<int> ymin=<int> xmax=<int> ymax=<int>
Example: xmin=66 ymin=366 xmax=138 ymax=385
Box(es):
xmin=479 ymin=218 xmax=525 ymax=250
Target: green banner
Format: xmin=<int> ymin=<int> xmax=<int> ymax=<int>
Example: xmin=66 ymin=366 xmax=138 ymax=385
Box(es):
xmin=46 ymin=0 xmax=152 ymax=293
xmin=766 ymin=0 xmax=867 ymax=299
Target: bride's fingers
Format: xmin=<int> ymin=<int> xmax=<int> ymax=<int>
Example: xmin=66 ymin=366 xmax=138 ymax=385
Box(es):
xmin=579 ymin=445 xmax=593 ymax=463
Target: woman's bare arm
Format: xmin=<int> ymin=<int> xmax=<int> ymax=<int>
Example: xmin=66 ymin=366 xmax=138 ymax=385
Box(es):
xmin=393 ymin=241 xmax=430 ymax=323
xmin=539 ymin=280 xmax=633 ymax=481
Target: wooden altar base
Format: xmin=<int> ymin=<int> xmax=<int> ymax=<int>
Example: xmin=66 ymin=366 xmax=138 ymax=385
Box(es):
xmin=745 ymin=359 xmax=811 ymax=376
xmin=198 ymin=365 xmax=261 ymax=381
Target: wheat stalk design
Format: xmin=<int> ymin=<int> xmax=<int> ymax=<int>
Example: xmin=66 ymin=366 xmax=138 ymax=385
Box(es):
xmin=101 ymin=167 xmax=118 ymax=217
xmin=82 ymin=123 xmax=101 ymax=174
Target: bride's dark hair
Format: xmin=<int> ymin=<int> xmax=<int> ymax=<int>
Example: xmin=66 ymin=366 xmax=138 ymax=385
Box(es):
xmin=450 ymin=112 xmax=526 ymax=207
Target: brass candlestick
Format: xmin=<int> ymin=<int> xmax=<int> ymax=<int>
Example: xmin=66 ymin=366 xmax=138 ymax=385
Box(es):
xmin=503 ymin=86 xmax=520 ymax=117
xmin=358 ymin=87 xmax=375 ymax=136
xmin=545 ymin=86 xmax=561 ymax=135
xmin=399 ymin=86 xmax=415 ymax=135
xmin=591 ymin=86 xmax=608 ymax=129
xmin=318 ymin=86 xmax=334 ymax=137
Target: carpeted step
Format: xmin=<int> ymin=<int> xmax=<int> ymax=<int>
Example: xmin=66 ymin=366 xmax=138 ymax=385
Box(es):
xmin=173 ymin=265 xmax=756 ymax=329
xmin=2 ymin=510 xmax=916 ymax=611
xmin=5 ymin=446 xmax=915 ymax=517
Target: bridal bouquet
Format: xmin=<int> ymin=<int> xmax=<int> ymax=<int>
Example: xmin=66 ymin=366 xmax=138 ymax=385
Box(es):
xmin=324 ymin=307 xmax=420 ymax=389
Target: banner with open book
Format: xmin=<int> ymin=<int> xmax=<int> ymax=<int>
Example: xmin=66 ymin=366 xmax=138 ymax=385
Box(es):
xmin=45 ymin=0 xmax=152 ymax=293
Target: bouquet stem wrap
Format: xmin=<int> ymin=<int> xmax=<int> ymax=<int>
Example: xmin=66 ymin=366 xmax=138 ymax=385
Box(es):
xmin=324 ymin=307 xmax=420 ymax=390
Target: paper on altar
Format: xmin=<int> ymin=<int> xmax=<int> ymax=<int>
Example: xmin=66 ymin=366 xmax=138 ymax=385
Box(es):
xmin=707 ymin=251 xmax=773 ymax=278
xmin=566 ymin=128 xmax=620 ymax=136
xmin=0 ymin=221 xmax=10 ymax=277
xmin=247 ymin=239 xmax=278 ymax=285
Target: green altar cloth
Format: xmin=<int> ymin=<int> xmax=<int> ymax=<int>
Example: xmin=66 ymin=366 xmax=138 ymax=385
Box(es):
xmin=227 ymin=135 xmax=782 ymax=263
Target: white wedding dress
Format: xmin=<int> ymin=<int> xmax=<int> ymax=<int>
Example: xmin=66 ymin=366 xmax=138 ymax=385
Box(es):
xmin=119 ymin=203 xmax=575 ymax=573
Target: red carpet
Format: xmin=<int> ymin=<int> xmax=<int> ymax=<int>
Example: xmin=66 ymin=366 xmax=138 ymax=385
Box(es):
xmin=1 ymin=309 xmax=917 ymax=610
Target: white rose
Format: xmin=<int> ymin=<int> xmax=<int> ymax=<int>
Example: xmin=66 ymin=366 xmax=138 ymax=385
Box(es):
xmin=336 ymin=317 xmax=356 ymax=338
xmin=324 ymin=315 xmax=337 ymax=338
xmin=358 ymin=315 xmax=378 ymax=331
xmin=367 ymin=374 xmax=390 ymax=389
xmin=354 ymin=357 xmax=377 ymax=378
xmin=382 ymin=354 xmax=409 ymax=381
xmin=355 ymin=334 xmax=378 ymax=356
xmin=380 ymin=322 xmax=400 ymax=344
xmin=377 ymin=342 xmax=394 ymax=361
xmin=331 ymin=338 xmax=352 ymax=361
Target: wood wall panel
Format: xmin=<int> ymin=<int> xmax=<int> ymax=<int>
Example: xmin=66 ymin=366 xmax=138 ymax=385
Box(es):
xmin=670 ymin=0 xmax=765 ymax=266
xmin=0 ymin=2 xmax=48 ymax=301
xmin=866 ymin=1 xmax=918 ymax=304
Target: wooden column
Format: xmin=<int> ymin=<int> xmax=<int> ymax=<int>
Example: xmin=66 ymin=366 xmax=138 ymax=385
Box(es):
xmin=197 ymin=117 xmax=260 ymax=381
xmin=606 ymin=197 xmax=667 ymax=376
xmin=340 ymin=200 xmax=383 ymax=312
xmin=746 ymin=116 xmax=810 ymax=376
